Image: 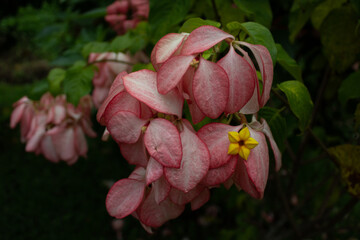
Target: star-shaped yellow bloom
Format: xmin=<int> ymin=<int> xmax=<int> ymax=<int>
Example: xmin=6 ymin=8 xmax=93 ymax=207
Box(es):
xmin=227 ymin=127 xmax=259 ymax=160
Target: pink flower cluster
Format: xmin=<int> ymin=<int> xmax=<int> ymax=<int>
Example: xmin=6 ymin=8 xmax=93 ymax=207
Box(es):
xmin=105 ymin=0 xmax=149 ymax=35
xmin=10 ymin=93 xmax=96 ymax=164
xmin=90 ymin=52 xmax=148 ymax=108
xmin=98 ymin=26 xmax=282 ymax=230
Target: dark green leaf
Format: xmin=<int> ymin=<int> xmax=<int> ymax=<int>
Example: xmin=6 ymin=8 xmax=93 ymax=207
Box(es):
xmin=311 ymin=0 xmax=346 ymax=29
xmin=148 ymin=0 xmax=192 ymax=42
xmin=276 ymin=44 xmax=302 ymax=81
xmin=288 ymin=0 xmax=321 ymax=42
xmin=320 ymin=6 xmax=360 ymax=72
xmin=63 ymin=61 xmax=94 ymax=105
xmin=338 ymin=71 xmax=360 ymax=106
xmin=78 ymin=7 xmax=107 ymax=19
xmin=278 ymin=80 xmax=313 ymax=131
xmin=179 ymin=18 xmax=220 ymax=33
xmin=259 ymin=107 xmax=287 ymax=152
xmin=47 ymin=68 xmax=66 ymax=95
xmin=234 ymin=0 xmax=272 ymax=28
xmin=216 ymin=0 xmax=245 ymax=26
xmin=240 ymin=22 xmax=277 ymax=64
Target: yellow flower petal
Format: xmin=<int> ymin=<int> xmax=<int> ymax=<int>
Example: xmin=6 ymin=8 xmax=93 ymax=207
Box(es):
xmin=239 ymin=127 xmax=250 ymax=141
xmin=245 ymin=137 xmax=259 ymax=149
xmin=228 ymin=143 xmax=240 ymax=155
xmin=239 ymin=145 xmax=250 ymax=160
xmin=228 ymin=131 xmax=240 ymax=143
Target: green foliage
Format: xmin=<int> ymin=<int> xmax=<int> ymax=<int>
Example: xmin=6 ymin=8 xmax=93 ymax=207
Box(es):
xmin=179 ymin=18 xmax=221 ymax=33
xmin=278 ymin=80 xmax=314 ymax=131
xmin=148 ymin=0 xmax=192 ymax=42
xmin=320 ymin=5 xmax=360 ymax=72
xmin=233 ymin=0 xmax=272 ymax=28
xmin=239 ymin=22 xmax=277 ymax=64
xmin=276 ymin=44 xmax=303 ymax=82
xmin=311 ymin=0 xmax=347 ymax=29
xmin=63 ymin=61 xmax=94 ymax=105
xmin=47 ymin=68 xmax=66 ymax=95
xmin=132 ymin=63 xmax=155 ymax=72
xmin=328 ymin=144 xmax=360 ymax=198
xmin=338 ymin=71 xmax=360 ymax=106
xmin=288 ymin=0 xmax=322 ymax=42
xmin=259 ymin=107 xmax=287 ymax=152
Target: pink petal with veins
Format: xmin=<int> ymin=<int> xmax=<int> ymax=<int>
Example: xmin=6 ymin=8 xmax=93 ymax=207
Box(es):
xmin=164 ymin=120 xmax=210 ymax=192
xmin=218 ymin=45 xmax=256 ymax=113
xmin=193 ymin=57 xmax=229 ymax=119
xmin=123 ymin=70 xmax=183 ymax=118
xmin=146 ymin=157 xmax=164 ymax=185
xmin=139 ymin=189 xmax=185 ymax=228
xmin=119 ymin=134 xmax=148 ymax=168
xmin=144 ymin=118 xmax=182 ymax=168
xmin=197 ymin=123 xmax=242 ymax=168
xmin=107 ymin=111 xmax=148 ymax=144
xmin=157 ymin=55 xmax=194 ymax=94
xmin=106 ymin=178 xmax=146 ymax=219
xmin=181 ymin=25 xmax=234 ymax=55
xmin=202 ymin=156 xmax=237 ymax=187
xmin=191 ymin=188 xmax=210 ymax=211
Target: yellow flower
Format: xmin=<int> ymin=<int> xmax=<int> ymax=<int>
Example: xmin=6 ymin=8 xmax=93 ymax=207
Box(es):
xmin=227 ymin=127 xmax=259 ymax=160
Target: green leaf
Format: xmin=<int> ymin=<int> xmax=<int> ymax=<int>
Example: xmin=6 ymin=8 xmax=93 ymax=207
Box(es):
xmin=78 ymin=7 xmax=107 ymax=19
xmin=278 ymin=80 xmax=313 ymax=131
xmin=131 ymin=63 xmax=155 ymax=72
xmin=240 ymin=22 xmax=277 ymax=64
xmin=311 ymin=0 xmax=346 ymax=29
xmin=110 ymin=31 xmax=146 ymax=54
xmin=216 ymin=0 xmax=245 ymax=26
xmin=234 ymin=0 xmax=272 ymax=28
xmin=320 ymin=6 xmax=360 ymax=72
xmin=328 ymin=144 xmax=360 ymax=198
xmin=82 ymin=42 xmax=110 ymax=58
xmin=47 ymin=68 xmax=66 ymax=95
xmin=63 ymin=61 xmax=94 ymax=105
xmin=338 ymin=71 xmax=360 ymax=106
xmin=288 ymin=0 xmax=321 ymax=42
xmin=148 ymin=0 xmax=192 ymax=42
xmin=258 ymin=107 xmax=287 ymax=152
xmin=276 ymin=44 xmax=302 ymax=81
xmin=179 ymin=18 xmax=220 ymax=33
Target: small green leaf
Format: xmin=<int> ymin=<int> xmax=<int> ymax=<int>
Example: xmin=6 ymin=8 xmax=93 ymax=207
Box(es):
xmin=338 ymin=71 xmax=360 ymax=106
xmin=234 ymin=0 xmax=272 ymax=28
xmin=258 ymin=107 xmax=287 ymax=152
xmin=240 ymin=22 xmax=277 ymax=64
xmin=63 ymin=61 xmax=94 ymax=105
xmin=131 ymin=63 xmax=155 ymax=72
xmin=276 ymin=44 xmax=302 ymax=81
xmin=328 ymin=144 xmax=360 ymax=198
xmin=278 ymin=80 xmax=314 ymax=131
xmin=47 ymin=68 xmax=66 ymax=95
xmin=110 ymin=31 xmax=146 ymax=54
xmin=82 ymin=42 xmax=110 ymax=58
xmin=78 ymin=7 xmax=107 ymax=19
xmin=179 ymin=18 xmax=221 ymax=33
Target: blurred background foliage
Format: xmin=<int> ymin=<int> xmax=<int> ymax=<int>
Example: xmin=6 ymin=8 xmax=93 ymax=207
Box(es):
xmin=1 ymin=0 xmax=360 ymax=239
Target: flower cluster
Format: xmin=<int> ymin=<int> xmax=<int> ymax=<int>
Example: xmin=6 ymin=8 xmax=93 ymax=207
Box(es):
xmin=10 ymin=93 xmax=96 ymax=164
xmin=89 ymin=52 xmax=148 ymax=108
xmin=98 ymin=25 xmax=282 ymax=230
xmin=105 ymin=0 xmax=149 ymax=35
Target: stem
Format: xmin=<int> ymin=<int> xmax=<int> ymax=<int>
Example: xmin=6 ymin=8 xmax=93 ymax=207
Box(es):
xmin=211 ymin=0 xmax=221 ymax=23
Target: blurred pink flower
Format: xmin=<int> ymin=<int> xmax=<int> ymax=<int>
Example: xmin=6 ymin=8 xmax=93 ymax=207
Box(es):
xmin=105 ymin=0 xmax=149 ymax=35
xmin=11 ymin=93 xmax=96 ymax=164
xmin=89 ymin=52 xmax=148 ymax=108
